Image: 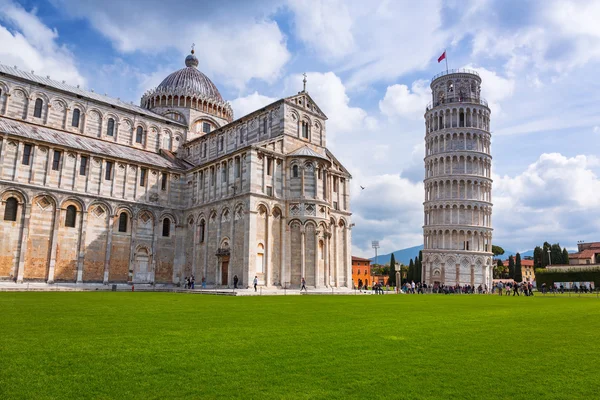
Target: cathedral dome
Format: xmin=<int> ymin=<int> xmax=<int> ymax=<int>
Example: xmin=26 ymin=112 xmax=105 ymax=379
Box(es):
xmin=141 ymin=49 xmax=233 ymax=123
xmin=156 ymin=51 xmax=223 ymax=102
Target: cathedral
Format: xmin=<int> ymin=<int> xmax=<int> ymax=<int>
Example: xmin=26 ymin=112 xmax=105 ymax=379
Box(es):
xmin=0 ymin=49 xmax=353 ymax=288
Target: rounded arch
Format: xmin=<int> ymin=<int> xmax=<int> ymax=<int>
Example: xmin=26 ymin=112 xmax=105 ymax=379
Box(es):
xmin=105 ymin=112 xmax=120 ymax=123
xmin=87 ymin=200 xmax=113 ymax=216
xmin=10 ymin=86 xmax=30 ymax=98
xmin=70 ymin=102 xmax=87 ymax=113
xmin=134 ymin=244 xmax=152 ymax=257
xmin=256 ymin=202 xmax=270 ymax=214
xmin=304 ymin=219 xmax=318 ymax=229
xmin=287 ymin=218 xmax=303 ymax=227
xmin=114 ymin=205 xmax=134 ymax=218
xmin=32 ymin=91 xmax=50 ymax=103
xmin=271 ymin=206 xmax=282 ymax=218
xmin=0 ymin=187 xmax=28 ymax=204
xmin=60 ymin=197 xmax=85 ymax=212
xmin=159 ymin=212 xmax=178 ymax=225
xmin=32 ymin=192 xmax=59 ymax=207
xmin=120 ymin=117 xmax=134 ymax=128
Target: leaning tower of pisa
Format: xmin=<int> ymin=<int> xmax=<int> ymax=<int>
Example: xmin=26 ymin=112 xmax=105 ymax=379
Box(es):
xmin=422 ymin=69 xmax=493 ymax=289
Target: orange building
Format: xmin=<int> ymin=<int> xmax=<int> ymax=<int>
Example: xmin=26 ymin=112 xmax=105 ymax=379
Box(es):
xmin=352 ymin=256 xmax=372 ymax=288
xmin=502 ymin=258 xmax=536 ymax=282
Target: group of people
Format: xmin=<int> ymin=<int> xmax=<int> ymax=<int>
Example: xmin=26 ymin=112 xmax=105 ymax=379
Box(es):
xmin=183 ymin=275 xmax=207 ymax=289
xmin=431 ymin=283 xmax=488 ymax=294
xmin=539 ymin=282 xmax=595 ymax=294
xmin=183 ymin=276 xmax=195 ymax=289
xmin=494 ymin=281 xmax=534 ymax=296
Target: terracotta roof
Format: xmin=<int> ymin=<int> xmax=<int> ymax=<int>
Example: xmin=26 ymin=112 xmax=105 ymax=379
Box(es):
xmin=502 ymin=259 xmax=534 ymax=267
xmin=352 ymin=256 xmax=371 ymax=263
xmin=569 ymin=249 xmax=597 ymax=259
xmin=0 ymin=118 xmax=187 ymax=170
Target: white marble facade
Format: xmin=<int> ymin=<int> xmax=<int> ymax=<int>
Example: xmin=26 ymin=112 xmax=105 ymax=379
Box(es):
xmin=422 ymin=70 xmax=493 ymax=288
xmin=0 ymin=50 xmax=352 ymax=288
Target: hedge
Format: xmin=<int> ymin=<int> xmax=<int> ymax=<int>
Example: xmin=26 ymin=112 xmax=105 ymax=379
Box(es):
xmin=534 ymin=267 xmax=600 ymax=287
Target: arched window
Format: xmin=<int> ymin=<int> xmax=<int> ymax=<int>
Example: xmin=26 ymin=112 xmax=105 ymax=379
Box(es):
xmin=136 ymin=126 xmax=144 ymax=144
xmin=357 ymin=269 xmax=361 ymax=275
xmin=107 ymin=118 xmax=115 ymax=136
xmin=65 ymin=205 xmax=77 ymax=228
xmin=162 ymin=218 xmax=171 ymax=237
xmin=118 ymin=212 xmax=128 ymax=233
xmin=72 ymin=108 xmax=80 ymax=127
xmin=292 ymin=165 xmax=299 ymax=178
xmin=302 ymin=121 xmax=309 ymax=139
xmin=3 ymin=197 xmax=18 ymax=221
xmin=33 ymin=98 xmax=43 ymax=118
xmin=199 ymin=220 xmax=205 ymax=243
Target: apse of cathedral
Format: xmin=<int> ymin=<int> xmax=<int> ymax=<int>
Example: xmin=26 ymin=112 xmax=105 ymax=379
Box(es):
xmin=0 ymin=49 xmax=352 ymax=288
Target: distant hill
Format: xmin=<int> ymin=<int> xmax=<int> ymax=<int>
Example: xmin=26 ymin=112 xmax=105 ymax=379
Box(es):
xmin=370 ymin=245 xmax=423 ymax=265
xmin=370 ymin=245 xmax=535 ymax=265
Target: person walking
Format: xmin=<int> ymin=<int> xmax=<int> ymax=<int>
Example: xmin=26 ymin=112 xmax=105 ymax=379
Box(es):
xmin=253 ymin=276 xmax=258 ymax=292
xmin=301 ymin=277 xmax=307 ymax=292
xmin=191 ymin=275 xmax=195 ymax=289
xmin=233 ymin=275 xmax=239 ymax=289
xmin=201 ymin=276 xmax=206 ymax=289
xmin=513 ymin=282 xmax=520 ymax=296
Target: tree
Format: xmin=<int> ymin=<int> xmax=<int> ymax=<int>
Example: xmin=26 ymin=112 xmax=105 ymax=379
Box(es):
xmin=388 ymin=253 xmax=397 ymax=286
xmin=514 ymin=253 xmax=523 ymax=282
xmin=562 ymin=247 xmax=570 ymax=265
xmin=408 ymin=259 xmax=414 ymax=283
xmin=533 ymin=246 xmax=543 ymax=268
xmin=551 ymin=243 xmax=563 ymax=265
xmin=492 ymin=245 xmax=505 ymax=257
xmin=508 ymin=255 xmax=515 ymax=279
xmin=414 ymin=256 xmax=422 ymax=283
xmin=494 ymin=259 xmax=504 ymax=279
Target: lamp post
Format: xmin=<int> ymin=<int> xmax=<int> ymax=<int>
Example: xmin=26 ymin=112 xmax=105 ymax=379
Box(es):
xmin=547 ymin=248 xmax=552 ymax=266
xmin=372 ymin=241 xmax=379 ymax=289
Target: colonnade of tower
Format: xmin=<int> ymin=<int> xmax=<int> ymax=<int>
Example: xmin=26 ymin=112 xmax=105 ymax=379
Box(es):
xmin=422 ymin=70 xmax=493 ymax=288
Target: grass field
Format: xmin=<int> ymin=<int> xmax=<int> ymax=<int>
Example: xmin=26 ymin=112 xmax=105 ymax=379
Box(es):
xmin=1 ymin=293 xmax=599 ymax=399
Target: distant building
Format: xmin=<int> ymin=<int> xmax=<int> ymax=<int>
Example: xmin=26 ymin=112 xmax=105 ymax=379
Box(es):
xmin=502 ymin=258 xmax=535 ymax=282
xmin=351 ymin=256 xmax=371 ymax=287
xmin=568 ymin=242 xmax=600 ymax=266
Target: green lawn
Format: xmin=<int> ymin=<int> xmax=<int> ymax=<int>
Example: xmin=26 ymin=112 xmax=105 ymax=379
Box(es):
xmin=1 ymin=293 xmax=599 ymax=399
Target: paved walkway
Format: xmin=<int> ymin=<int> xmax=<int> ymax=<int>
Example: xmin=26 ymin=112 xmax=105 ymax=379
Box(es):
xmin=0 ymin=281 xmax=389 ymax=296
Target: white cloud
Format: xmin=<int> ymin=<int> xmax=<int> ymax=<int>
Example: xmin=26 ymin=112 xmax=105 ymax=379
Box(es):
xmin=351 ymin=173 xmax=424 ymax=257
xmin=492 ymin=153 xmax=600 ymax=250
xmin=52 ymin=0 xmax=290 ymax=89
xmin=230 ymin=91 xmax=278 ymax=119
xmin=379 ymin=79 xmax=430 ymax=120
xmin=0 ymin=1 xmax=84 ymax=86
xmin=284 ymin=72 xmax=369 ymax=138
xmin=287 ymin=0 xmax=354 ymax=60
xmin=463 ymin=65 xmax=515 ymax=116
xmin=287 ymin=0 xmax=449 ymax=88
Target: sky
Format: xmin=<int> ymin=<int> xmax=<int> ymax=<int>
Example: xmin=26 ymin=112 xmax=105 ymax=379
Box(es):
xmin=1 ymin=0 xmax=600 ymax=257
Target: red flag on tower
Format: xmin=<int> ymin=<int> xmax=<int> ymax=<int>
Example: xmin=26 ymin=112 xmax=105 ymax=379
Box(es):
xmin=438 ymin=51 xmax=446 ymax=63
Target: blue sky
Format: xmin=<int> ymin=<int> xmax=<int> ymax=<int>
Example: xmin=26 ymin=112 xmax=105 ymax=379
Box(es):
xmin=1 ymin=0 xmax=600 ymax=257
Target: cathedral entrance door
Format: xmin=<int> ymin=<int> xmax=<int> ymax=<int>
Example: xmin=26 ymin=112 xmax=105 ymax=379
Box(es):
xmin=221 ymin=257 xmax=229 ymax=286
xmin=134 ymin=249 xmax=152 ymax=283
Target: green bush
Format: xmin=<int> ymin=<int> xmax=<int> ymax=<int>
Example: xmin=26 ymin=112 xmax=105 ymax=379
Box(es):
xmin=535 ymin=267 xmax=600 ymax=286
